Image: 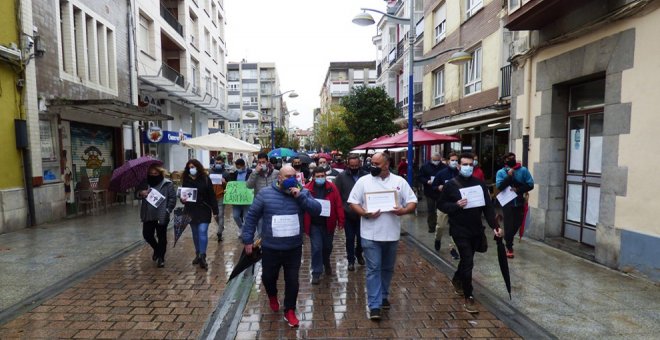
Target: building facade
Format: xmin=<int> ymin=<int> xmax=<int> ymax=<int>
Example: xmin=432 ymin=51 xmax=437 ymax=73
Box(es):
xmin=506 ymin=0 xmax=660 ymax=280
xmin=319 ymin=61 xmax=377 ymax=116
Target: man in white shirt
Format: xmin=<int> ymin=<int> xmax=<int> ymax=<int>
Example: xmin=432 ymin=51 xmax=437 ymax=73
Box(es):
xmin=348 ymin=152 xmax=417 ymax=321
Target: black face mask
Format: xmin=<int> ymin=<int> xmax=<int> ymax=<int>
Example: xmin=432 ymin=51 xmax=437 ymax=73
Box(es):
xmin=147 ymin=174 xmax=163 ymax=187
xmin=370 ymin=166 xmax=382 ymax=177
xmin=349 ymin=168 xmax=360 ymax=175
xmin=292 ymin=164 xmax=301 ymax=170
xmin=506 ymin=159 xmax=517 ymax=168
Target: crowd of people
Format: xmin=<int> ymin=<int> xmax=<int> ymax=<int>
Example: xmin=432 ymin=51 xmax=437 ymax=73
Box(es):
xmin=133 ymin=149 xmax=533 ymax=326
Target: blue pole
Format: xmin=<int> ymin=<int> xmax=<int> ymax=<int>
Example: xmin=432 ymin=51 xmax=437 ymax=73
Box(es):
xmin=406 ymin=0 xmax=415 ymax=186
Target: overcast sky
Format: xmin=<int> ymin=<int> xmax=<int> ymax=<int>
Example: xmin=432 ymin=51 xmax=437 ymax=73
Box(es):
xmin=225 ymin=0 xmax=383 ymax=129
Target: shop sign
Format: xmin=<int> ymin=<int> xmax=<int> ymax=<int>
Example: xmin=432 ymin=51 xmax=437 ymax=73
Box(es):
xmin=143 ymin=128 xmax=192 ymax=144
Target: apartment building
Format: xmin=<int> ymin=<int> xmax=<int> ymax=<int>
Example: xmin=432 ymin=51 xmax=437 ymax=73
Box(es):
xmin=505 ymin=0 xmax=660 ymax=280
xmin=226 ymin=62 xmax=289 ymax=149
xmin=136 ymin=0 xmax=229 ymax=170
xmin=419 ymin=0 xmax=512 ymax=183
xmin=319 ymin=61 xmax=377 ymax=116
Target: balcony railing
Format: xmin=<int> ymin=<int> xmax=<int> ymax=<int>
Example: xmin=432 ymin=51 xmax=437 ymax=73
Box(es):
xmin=396 ymin=39 xmax=405 ymax=60
xmin=377 ymin=63 xmax=382 ymax=78
xmin=160 ymin=3 xmax=183 ymax=37
xmin=161 ymin=62 xmax=185 ymax=87
xmin=500 ymin=64 xmax=512 ymax=98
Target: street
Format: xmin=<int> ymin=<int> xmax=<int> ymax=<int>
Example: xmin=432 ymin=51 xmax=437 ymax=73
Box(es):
xmin=0 ymin=203 xmax=658 ymax=339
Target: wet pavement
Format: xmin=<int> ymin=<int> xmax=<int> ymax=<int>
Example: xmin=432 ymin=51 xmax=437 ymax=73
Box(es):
xmin=0 ymin=202 xmax=658 ymax=339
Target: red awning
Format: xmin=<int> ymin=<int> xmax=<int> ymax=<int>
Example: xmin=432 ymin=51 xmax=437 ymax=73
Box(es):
xmin=371 ymin=129 xmax=459 ymax=148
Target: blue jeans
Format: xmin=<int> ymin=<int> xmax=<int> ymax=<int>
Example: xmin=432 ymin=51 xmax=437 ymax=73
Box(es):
xmin=232 ymin=205 xmax=250 ymax=230
xmin=310 ymin=224 xmax=334 ymax=276
xmin=361 ymin=238 xmax=398 ymax=310
xmin=344 ymin=218 xmax=362 ymax=265
xmin=216 ymin=198 xmax=225 ymax=236
xmin=190 ymin=223 xmax=209 ymax=254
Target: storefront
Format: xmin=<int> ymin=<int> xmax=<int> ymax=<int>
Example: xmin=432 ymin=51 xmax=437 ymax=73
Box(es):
xmin=142 ymin=126 xmax=192 ymax=172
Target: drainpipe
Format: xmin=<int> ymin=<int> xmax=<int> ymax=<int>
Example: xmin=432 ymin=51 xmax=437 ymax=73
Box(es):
xmin=127 ymin=0 xmax=139 ymax=158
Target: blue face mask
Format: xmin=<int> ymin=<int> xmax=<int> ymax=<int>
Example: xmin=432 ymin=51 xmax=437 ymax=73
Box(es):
xmin=282 ymin=177 xmax=298 ymax=191
xmin=237 ymin=168 xmax=246 ymax=173
xmin=315 ymin=178 xmax=326 ymax=186
xmin=189 ymin=167 xmax=197 ymax=176
xmin=449 ymin=160 xmax=458 ymax=169
xmin=459 ymin=165 xmax=474 ymax=178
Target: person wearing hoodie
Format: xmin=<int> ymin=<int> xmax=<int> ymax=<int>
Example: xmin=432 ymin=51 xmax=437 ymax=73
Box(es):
xmin=430 ymin=152 xmax=460 ymax=251
xmin=136 ymin=165 xmax=177 ymax=268
xmin=242 ymin=165 xmax=322 ymax=328
xmin=495 ymin=152 xmax=534 ymax=258
xmin=226 ymin=158 xmax=252 ymax=238
xmin=181 ymin=159 xmax=219 ymax=270
xmin=303 ymin=167 xmax=345 ymax=284
xmin=417 ymin=153 xmax=447 ymax=233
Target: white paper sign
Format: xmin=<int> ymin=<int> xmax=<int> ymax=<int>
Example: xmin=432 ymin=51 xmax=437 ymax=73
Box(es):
xmin=365 ymin=190 xmax=398 ymax=213
xmin=210 ymin=174 xmax=223 ymax=184
xmin=271 ymin=214 xmax=300 ymax=237
xmin=459 ymin=185 xmax=486 ymax=209
xmin=430 ymin=176 xmax=435 ymax=184
xmin=315 ymin=199 xmax=331 ymax=217
xmin=496 ymin=186 xmax=518 ymax=206
xmin=177 ymin=187 xmax=198 ymax=202
xmin=146 ymin=188 xmax=165 ymax=208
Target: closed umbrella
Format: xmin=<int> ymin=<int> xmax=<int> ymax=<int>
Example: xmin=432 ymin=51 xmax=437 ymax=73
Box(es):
xmin=495 ymin=233 xmax=512 ymax=300
xmin=172 ymin=207 xmax=191 ymax=247
xmin=109 ymin=156 xmax=163 ymax=192
xmin=227 ymin=238 xmax=262 ymax=282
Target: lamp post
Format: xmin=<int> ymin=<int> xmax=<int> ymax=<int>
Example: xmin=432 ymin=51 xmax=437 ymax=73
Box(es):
xmin=271 ymin=90 xmax=298 ymax=149
xmin=353 ymin=3 xmax=472 ymax=185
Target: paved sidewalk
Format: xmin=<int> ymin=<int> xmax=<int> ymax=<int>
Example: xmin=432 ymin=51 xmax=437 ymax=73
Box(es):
xmin=235 ymin=232 xmax=523 ymax=339
xmin=405 ymin=211 xmax=660 ymax=339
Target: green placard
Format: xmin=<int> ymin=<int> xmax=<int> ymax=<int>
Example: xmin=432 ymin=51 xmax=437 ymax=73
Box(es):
xmin=223 ymin=181 xmax=254 ymax=205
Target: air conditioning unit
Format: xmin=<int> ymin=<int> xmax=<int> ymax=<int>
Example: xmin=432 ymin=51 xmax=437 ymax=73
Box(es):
xmin=510 ymin=33 xmax=530 ymax=58
xmin=0 ymin=43 xmax=22 ymax=62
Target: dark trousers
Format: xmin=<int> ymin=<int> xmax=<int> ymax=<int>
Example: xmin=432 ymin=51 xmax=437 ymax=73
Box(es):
xmin=451 ymin=235 xmax=481 ymax=298
xmin=502 ymin=205 xmax=525 ymax=250
xmin=344 ymin=217 xmax=362 ymax=265
xmin=425 ymin=196 xmax=437 ymax=230
xmin=310 ymin=224 xmax=334 ymax=276
xmin=261 ymin=246 xmax=302 ymax=311
xmin=143 ymin=221 xmax=167 ymax=259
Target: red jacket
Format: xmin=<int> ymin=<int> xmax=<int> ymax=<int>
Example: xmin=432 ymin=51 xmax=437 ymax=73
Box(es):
xmin=473 ymin=166 xmax=485 ymax=182
xmin=303 ymin=180 xmax=345 ymax=235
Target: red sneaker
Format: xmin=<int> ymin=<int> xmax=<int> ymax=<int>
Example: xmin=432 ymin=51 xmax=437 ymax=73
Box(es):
xmin=284 ymin=309 xmax=299 ymax=328
xmin=268 ymin=296 xmax=279 ymax=312
xmin=506 ymin=249 xmax=514 ymax=258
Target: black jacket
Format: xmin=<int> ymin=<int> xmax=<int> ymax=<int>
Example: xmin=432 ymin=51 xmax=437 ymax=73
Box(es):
xmin=334 ymin=168 xmax=368 ymax=221
xmin=417 ymin=161 xmax=447 ymax=198
xmin=438 ymin=175 xmax=498 ymax=239
xmin=181 ymin=173 xmax=219 ymax=224
xmin=226 ymin=168 xmax=253 ymax=182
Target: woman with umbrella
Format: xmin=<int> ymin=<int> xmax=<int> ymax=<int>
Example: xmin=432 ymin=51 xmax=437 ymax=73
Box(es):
xmin=180 ymin=159 xmax=219 ymax=270
xmin=135 ymin=165 xmax=177 ymax=268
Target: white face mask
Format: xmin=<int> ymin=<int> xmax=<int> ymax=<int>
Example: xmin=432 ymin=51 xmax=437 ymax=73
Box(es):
xmin=449 ymin=160 xmax=458 ymax=169
xmin=431 ymin=160 xmax=440 ymax=166
xmin=189 ymin=167 xmax=197 ymax=176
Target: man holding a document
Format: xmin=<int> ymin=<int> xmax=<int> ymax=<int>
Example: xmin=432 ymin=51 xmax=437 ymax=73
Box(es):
xmin=438 ymin=153 xmax=503 ymax=314
xmin=347 ymin=152 xmax=418 ymax=321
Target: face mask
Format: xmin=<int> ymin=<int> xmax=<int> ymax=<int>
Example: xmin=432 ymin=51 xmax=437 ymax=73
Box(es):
xmin=431 ymin=160 xmax=440 ymax=166
xmin=293 ymin=164 xmax=301 ymax=170
xmin=349 ymin=168 xmax=360 ymax=175
xmin=282 ymin=177 xmax=298 ymax=191
xmin=147 ymin=174 xmax=163 ymax=187
xmin=189 ymin=167 xmax=197 ymax=176
xmin=449 ymin=160 xmax=458 ymax=169
xmin=314 ymin=178 xmax=326 ymax=186
xmin=506 ymin=159 xmax=516 ymax=168
xmin=370 ymin=166 xmax=382 ymax=177
xmin=473 ymin=160 xmax=478 ymax=167
xmin=459 ymin=165 xmax=473 ymax=177
xmin=237 ymin=168 xmax=245 ymax=173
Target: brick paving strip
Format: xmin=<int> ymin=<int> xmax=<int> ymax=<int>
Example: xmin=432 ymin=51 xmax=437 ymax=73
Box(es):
xmin=0 ymin=222 xmax=243 ymax=339
xmin=236 ymin=233 xmax=523 ymax=339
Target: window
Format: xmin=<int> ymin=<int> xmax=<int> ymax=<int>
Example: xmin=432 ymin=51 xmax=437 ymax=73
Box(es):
xmin=228 ymin=122 xmax=241 ymax=130
xmin=368 ymin=69 xmax=377 ymax=79
xmin=433 ymin=4 xmax=447 ymax=44
xmin=241 ymin=69 xmax=257 ymax=79
xmin=204 ymin=69 xmax=211 ymax=93
xmin=508 ymin=0 xmax=521 ymax=13
xmin=191 ymin=59 xmax=200 ymax=93
xmin=40 ymin=120 xmax=57 ymax=161
xmin=203 ymin=28 xmax=211 ymax=55
xmin=228 ymin=82 xmax=239 ymax=91
xmin=464 ymin=47 xmax=482 ymax=95
xmin=188 ymin=12 xmax=198 ymax=48
xmin=466 ymin=0 xmax=483 ymax=18
xmin=212 ymin=76 xmax=218 ymax=97
xmin=138 ymin=14 xmax=152 ymax=55
xmin=354 ymin=70 xmax=364 ymax=80
xmin=242 ymin=82 xmax=257 ymax=92
xmin=433 ymin=68 xmax=445 ymax=106
xmin=211 ymin=38 xmax=217 ymax=60
xmin=228 ymin=94 xmax=240 ymax=105
xmin=228 ymin=70 xmax=239 ymax=81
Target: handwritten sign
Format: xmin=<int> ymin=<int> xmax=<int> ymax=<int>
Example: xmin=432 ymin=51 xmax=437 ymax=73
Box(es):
xmin=223 ymin=181 xmax=254 ymax=205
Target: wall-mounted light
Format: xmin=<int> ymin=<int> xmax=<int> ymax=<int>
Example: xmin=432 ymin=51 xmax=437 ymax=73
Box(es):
xmin=33 ymin=35 xmax=45 ymax=58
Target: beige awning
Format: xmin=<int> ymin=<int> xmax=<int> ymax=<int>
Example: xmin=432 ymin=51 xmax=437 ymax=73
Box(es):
xmin=430 ymin=117 xmax=509 ymax=135
xmin=180 ymin=132 xmax=261 ymax=153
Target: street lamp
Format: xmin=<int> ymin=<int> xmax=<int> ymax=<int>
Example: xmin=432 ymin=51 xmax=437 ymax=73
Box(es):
xmin=271 ymin=90 xmax=298 ymax=149
xmin=353 ymin=4 xmax=472 ymax=185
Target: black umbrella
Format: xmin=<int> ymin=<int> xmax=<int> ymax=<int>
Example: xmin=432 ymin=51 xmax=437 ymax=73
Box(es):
xmin=227 ymin=238 xmax=262 ymax=282
xmin=172 ymin=208 xmax=191 ymax=247
xmin=296 ymin=152 xmax=313 ymax=164
xmin=495 ymin=235 xmax=512 ymax=299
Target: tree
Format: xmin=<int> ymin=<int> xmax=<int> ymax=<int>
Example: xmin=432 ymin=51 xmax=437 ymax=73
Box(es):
xmin=340 ymin=85 xmax=399 ymax=146
xmin=274 ymin=127 xmax=288 ymax=149
xmin=314 ymin=104 xmax=354 ymax=154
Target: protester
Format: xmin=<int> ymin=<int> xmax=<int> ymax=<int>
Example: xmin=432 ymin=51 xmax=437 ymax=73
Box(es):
xmin=181 ymin=159 xmax=219 ymax=270
xmin=317 ymin=156 xmax=339 ymax=182
xmin=348 ymin=152 xmax=417 ymax=320
xmin=247 ymin=152 xmax=280 ymax=196
xmin=303 ymin=167 xmax=345 ymax=284
xmin=430 ymin=152 xmax=460 ymax=252
xmin=291 ymin=157 xmax=307 ymax=185
xmin=495 ymin=152 xmax=534 ymax=258
xmin=437 ymin=152 xmax=502 ymax=313
xmin=136 ymin=165 xmax=176 ymax=268
xmin=331 ymin=156 xmax=346 ymax=170
xmin=397 ymin=158 xmax=408 ymax=179
xmin=472 ymin=155 xmax=485 ymax=181
xmin=226 ymin=159 xmax=252 ymax=238
xmin=417 ymin=153 xmax=447 ymax=234
xmin=242 ymin=165 xmax=322 ymax=328
xmin=210 ymin=158 xmax=228 ymax=242
xmin=334 ymin=155 xmax=368 ymax=271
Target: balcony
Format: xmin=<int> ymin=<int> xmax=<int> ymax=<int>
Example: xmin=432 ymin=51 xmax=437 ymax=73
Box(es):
xmin=330 ymin=83 xmax=350 ymax=97
xmin=376 ymin=63 xmax=382 ymax=78
xmin=396 ymin=39 xmax=405 ymax=61
xmin=388 ymin=46 xmax=397 ymax=67
xmin=500 ymin=64 xmax=512 ymax=99
xmin=161 ymin=62 xmax=185 ymax=87
xmin=506 ymin=0 xmax=580 ymax=31
xmin=160 ymin=3 xmax=183 ymax=37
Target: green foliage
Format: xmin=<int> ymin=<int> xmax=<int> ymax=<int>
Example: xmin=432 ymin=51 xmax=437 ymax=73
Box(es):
xmin=314 ymin=105 xmax=354 ymax=154
xmin=340 ymin=86 xmax=399 ymax=146
xmin=274 ymin=127 xmax=288 ymax=148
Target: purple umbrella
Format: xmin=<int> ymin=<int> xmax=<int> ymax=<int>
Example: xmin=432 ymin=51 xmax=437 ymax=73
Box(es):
xmin=109 ymin=156 xmax=163 ymax=192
